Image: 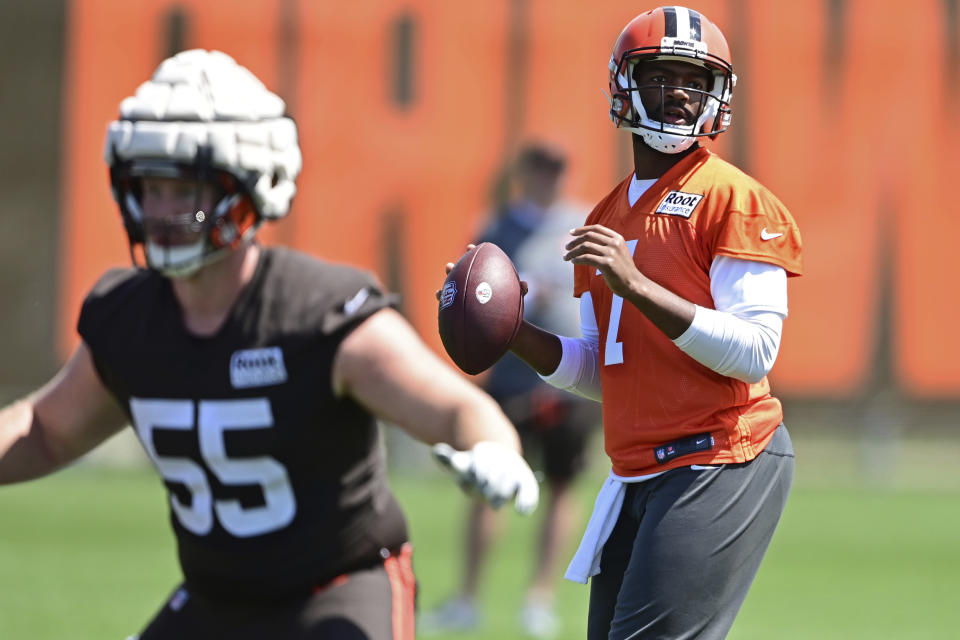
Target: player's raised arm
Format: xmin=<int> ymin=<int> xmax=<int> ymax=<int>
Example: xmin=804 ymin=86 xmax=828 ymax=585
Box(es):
xmin=564 ymin=224 xmax=696 ymax=340
xmin=0 ymin=343 xmax=128 ymax=484
xmin=331 ymin=307 xmax=539 ymax=514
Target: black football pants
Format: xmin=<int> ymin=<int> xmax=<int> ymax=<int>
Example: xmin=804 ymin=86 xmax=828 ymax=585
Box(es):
xmin=133 ymin=545 xmax=416 ymax=640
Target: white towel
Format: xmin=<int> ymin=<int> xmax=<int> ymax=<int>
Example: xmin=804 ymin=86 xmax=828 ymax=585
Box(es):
xmin=564 ymin=473 xmax=627 ymax=583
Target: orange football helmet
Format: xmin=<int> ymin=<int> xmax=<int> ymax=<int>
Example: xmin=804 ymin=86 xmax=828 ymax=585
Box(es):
xmin=608 ymin=6 xmax=735 ymax=153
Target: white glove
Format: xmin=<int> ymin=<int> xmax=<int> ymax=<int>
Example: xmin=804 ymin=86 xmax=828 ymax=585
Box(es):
xmin=432 ymin=441 xmax=540 ymax=515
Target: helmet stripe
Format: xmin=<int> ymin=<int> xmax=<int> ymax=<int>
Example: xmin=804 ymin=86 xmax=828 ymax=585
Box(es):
xmin=666 ymin=6 xmax=702 ymax=42
xmin=688 ymin=9 xmax=702 ymax=41
xmin=674 ymin=7 xmax=692 ymax=42
xmin=663 ymin=6 xmax=678 ymax=37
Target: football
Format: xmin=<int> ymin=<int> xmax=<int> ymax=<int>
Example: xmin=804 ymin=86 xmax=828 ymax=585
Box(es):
xmin=438 ymin=242 xmax=524 ymax=375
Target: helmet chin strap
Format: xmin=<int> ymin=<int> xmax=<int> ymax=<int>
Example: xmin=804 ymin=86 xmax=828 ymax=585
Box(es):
xmin=145 ymin=231 xmax=255 ymax=279
xmin=639 ymin=129 xmax=697 ymax=154
xmin=145 ymin=240 xmax=209 ymax=278
xmin=635 ymin=81 xmax=707 ymax=154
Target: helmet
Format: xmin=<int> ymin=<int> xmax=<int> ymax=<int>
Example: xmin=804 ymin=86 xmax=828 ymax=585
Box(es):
xmin=607 ymin=6 xmax=735 ymax=154
xmin=104 ymin=49 xmax=302 ymax=277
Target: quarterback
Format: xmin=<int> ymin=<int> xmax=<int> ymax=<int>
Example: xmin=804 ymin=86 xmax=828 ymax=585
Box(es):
xmin=0 ymin=50 xmax=538 ymax=640
xmin=507 ymin=6 xmax=802 ymax=638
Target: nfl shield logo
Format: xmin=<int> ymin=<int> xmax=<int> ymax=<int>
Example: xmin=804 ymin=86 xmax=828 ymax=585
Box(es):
xmin=440 ymin=281 xmax=458 ymax=310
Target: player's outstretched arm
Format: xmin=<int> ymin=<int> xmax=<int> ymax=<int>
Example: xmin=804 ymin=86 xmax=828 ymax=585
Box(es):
xmin=0 ymin=343 xmax=128 ymax=484
xmin=331 ymin=307 xmax=539 ymax=513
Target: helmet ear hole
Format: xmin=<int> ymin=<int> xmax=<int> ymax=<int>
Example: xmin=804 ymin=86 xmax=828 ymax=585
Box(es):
xmin=612 ymin=93 xmax=632 ymax=120
xmin=210 ymin=194 xmax=258 ymax=250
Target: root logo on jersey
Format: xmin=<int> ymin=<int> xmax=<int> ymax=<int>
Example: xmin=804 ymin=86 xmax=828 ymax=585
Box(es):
xmin=230 ymin=347 xmax=288 ymax=388
xmin=656 ymin=191 xmax=704 ymax=218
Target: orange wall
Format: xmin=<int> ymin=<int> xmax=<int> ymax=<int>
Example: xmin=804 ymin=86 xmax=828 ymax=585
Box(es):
xmin=59 ymin=0 xmax=960 ymax=397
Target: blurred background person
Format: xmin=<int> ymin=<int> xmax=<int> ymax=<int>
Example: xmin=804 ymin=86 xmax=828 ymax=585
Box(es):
xmin=421 ymin=143 xmax=600 ymax=639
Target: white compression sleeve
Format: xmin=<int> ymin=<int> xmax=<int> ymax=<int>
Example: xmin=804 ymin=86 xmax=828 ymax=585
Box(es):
xmin=541 ymin=257 xmax=787 ymax=391
xmin=672 ymin=257 xmax=788 ymax=383
xmin=673 ymin=308 xmax=783 ymax=383
xmin=539 ymin=292 xmax=602 ymax=401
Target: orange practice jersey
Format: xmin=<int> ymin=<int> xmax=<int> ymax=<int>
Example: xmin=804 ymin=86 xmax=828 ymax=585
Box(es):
xmin=574 ymin=147 xmax=802 ymax=477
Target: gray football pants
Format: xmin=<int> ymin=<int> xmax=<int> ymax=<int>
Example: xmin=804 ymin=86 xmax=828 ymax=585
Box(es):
xmin=587 ymin=423 xmax=794 ymax=640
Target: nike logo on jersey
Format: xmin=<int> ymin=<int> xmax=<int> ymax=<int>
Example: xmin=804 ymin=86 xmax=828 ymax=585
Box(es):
xmin=230 ymin=347 xmax=288 ymax=388
xmin=655 ymin=191 xmax=704 ymax=218
xmin=760 ymin=228 xmax=783 ymax=241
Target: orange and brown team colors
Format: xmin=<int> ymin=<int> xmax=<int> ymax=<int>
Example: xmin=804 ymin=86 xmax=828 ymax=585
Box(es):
xmin=574 ymin=146 xmax=802 ymax=476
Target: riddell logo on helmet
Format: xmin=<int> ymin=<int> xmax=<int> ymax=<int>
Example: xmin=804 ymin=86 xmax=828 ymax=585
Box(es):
xmin=660 ymin=37 xmax=708 ymax=56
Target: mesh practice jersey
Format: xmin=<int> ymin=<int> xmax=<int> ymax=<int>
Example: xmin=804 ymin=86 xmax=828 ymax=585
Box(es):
xmin=78 ymin=247 xmax=409 ymax=601
xmin=573 ymin=147 xmax=802 ymax=476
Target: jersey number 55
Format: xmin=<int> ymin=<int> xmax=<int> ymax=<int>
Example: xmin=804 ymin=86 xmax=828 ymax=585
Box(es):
xmin=130 ymin=397 xmax=297 ymax=538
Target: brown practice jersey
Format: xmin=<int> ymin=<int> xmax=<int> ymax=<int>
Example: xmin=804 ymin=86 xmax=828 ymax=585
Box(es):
xmin=78 ymin=247 xmax=409 ymax=602
xmin=574 ymin=147 xmax=803 ymax=477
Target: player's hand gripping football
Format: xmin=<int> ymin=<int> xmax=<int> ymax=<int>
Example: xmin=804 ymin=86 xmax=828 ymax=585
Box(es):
xmin=432 ymin=442 xmax=540 ymax=515
xmin=436 ymin=245 xmax=529 ymax=299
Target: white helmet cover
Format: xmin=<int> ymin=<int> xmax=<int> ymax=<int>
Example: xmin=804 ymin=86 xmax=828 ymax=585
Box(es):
xmin=104 ymin=49 xmax=302 ymax=276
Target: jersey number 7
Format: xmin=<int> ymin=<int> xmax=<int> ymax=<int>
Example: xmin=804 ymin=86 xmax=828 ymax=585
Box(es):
xmin=604 ymin=239 xmax=638 ymax=366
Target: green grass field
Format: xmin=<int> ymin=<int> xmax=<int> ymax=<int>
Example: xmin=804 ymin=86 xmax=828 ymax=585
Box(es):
xmin=0 ymin=428 xmax=958 ymax=639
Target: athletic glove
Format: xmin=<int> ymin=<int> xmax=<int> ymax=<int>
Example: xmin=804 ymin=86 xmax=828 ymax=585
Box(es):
xmin=432 ymin=441 xmax=540 ymax=515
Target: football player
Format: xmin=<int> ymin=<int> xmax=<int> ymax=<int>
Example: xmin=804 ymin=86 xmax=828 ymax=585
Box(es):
xmin=0 ymin=49 xmax=538 ymax=640
xmin=501 ymin=6 xmax=802 ymax=639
